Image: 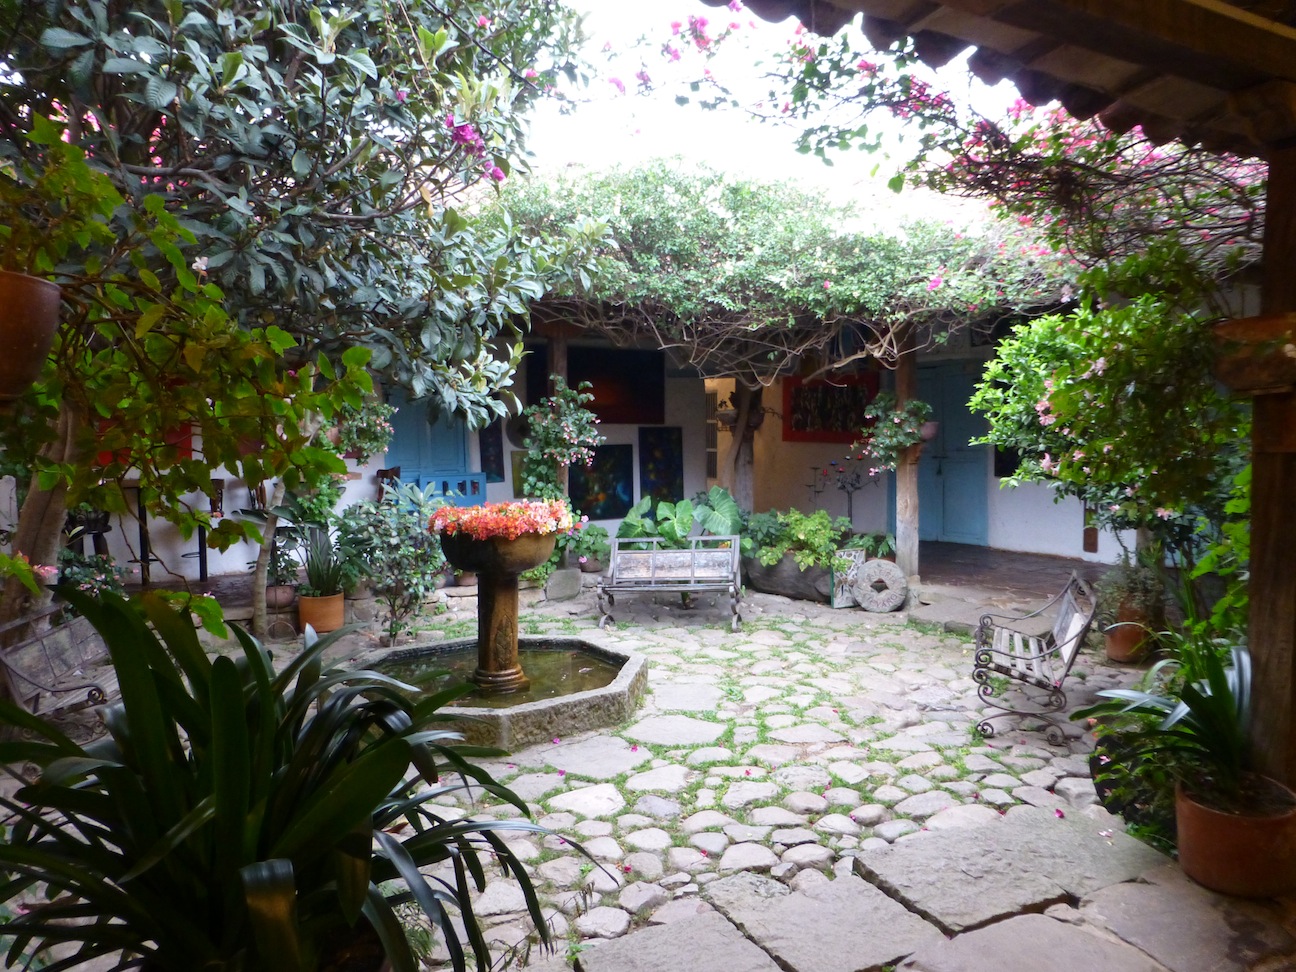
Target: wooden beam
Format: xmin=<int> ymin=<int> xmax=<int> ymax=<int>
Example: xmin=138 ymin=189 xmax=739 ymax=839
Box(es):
xmin=1232 ymin=81 xmax=1296 ymax=147
xmin=894 ymin=346 xmax=920 ymax=581
xmin=1247 ymin=145 xmax=1296 ymax=788
xmin=1005 ymin=0 xmax=1296 ymax=84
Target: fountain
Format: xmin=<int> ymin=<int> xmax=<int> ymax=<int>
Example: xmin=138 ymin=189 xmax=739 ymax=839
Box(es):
xmin=368 ymin=501 xmax=646 ymax=748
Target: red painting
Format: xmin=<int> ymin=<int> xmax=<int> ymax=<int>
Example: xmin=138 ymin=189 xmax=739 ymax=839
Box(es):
xmin=781 ymin=373 xmax=880 ymax=443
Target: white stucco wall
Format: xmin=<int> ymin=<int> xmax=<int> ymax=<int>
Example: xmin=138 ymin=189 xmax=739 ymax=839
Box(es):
xmin=985 ymin=474 xmax=1129 ymax=563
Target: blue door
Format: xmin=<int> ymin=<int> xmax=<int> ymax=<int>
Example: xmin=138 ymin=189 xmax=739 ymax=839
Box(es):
xmin=384 ymin=394 xmax=486 ymax=506
xmin=916 ymin=362 xmax=989 ymax=545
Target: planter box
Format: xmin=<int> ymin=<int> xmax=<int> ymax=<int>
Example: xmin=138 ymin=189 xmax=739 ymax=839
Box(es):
xmin=742 ymin=554 xmax=831 ymax=602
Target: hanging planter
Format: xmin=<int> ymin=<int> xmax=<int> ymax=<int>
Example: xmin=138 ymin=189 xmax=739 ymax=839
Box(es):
xmin=0 ymin=270 xmax=60 ymax=401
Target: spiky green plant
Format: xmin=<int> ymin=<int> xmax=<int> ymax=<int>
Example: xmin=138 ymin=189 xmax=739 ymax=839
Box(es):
xmin=0 ymin=589 xmax=557 ymax=972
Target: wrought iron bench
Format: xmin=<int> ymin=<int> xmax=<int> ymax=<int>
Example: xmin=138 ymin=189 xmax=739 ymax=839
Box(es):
xmin=972 ymin=571 xmax=1097 ymax=745
xmin=597 ymin=535 xmax=742 ymax=632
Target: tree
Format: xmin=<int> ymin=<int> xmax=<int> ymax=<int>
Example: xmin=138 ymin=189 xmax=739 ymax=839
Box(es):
xmin=501 ymin=159 xmax=1073 ymax=565
xmin=758 ymin=29 xmax=1262 ymax=578
xmin=0 ymin=0 xmax=597 ymax=655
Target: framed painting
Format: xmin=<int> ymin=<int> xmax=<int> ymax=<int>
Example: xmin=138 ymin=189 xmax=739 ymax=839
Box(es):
xmin=638 ymin=426 xmax=683 ymax=504
xmin=569 ymin=444 xmax=635 ymax=519
xmin=781 ymin=372 xmax=880 ymax=443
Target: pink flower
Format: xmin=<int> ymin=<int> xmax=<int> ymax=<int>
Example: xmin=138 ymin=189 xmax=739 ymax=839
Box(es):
xmin=476 ymin=15 xmax=491 ymax=27
xmin=396 ymin=89 xmax=408 ymax=103
xmin=523 ymin=68 xmax=538 ymax=79
xmin=630 ymin=745 xmax=638 ymax=752
xmin=1156 ymin=507 xmax=1173 ymax=519
xmin=927 ymin=276 xmax=942 ymax=290
xmin=1054 ymin=808 xmax=1065 ymax=818
xmin=558 ymin=769 xmax=566 ymax=776
xmin=609 ymin=77 xmax=625 ymax=94
xmin=486 ymin=165 xmax=506 ymax=182
xmin=552 ymin=737 xmax=561 ymax=744
xmin=823 ymin=279 xmax=831 ymax=289
xmin=728 ymin=0 xmax=742 ymax=10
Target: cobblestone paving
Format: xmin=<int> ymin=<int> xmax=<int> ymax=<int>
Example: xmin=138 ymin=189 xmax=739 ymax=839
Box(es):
xmin=405 ymin=586 xmax=1148 ymax=969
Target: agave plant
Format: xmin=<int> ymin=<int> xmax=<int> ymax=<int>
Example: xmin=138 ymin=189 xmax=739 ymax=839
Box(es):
xmin=0 ymin=589 xmax=558 ymax=972
xmin=1073 ymin=643 xmax=1252 ymax=802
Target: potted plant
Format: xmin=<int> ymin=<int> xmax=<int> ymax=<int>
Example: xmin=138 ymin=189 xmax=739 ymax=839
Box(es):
xmin=742 ymin=508 xmax=853 ymax=602
xmin=853 ymin=393 xmax=935 ymax=474
xmin=1095 ymin=551 xmax=1165 ymax=662
xmin=568 ymin=522 xmax=611 ymax=572
xmin=0 ymin=117 xmax=119 ymax=401
xmin=1075 ymin=644 xmax=1296 ymax=897
xmin=330 ymin=398 xmax=397 ymax=464
xmin=0 ymin=588 xmax=563 ymax=971
xmin=844 ymin=531 xmax=896 ymax=561
xmin=298 ymin=525 xmax=346 ymax=633
xmin=336 ymin=482 xmax=448 ymax=645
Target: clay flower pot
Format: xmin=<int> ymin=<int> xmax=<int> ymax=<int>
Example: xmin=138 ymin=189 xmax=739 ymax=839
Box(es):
xmin=1176 ymin=778 xmax=1296 ymax=897
xmin=0 ymin=270 xmax=60 ymax=401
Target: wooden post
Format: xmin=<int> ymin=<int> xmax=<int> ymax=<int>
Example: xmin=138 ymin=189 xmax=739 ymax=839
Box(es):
xmin=549 ymin=332 xmax=570 ymax=497
xmin=894 ymin=348 xmax=920 ymax=580
xmin=1245 ymin=145 xmax=1296 ymax=787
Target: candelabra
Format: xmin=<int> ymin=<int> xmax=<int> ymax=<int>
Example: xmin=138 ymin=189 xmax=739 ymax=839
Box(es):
xmin=805 ymin=466 xmax=828 ymax=508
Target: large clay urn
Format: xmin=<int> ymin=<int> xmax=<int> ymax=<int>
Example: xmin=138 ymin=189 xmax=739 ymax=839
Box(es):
xmin=0 ymin=270 xmax=60 ymax=401
xmin=438 ymin=530 xmax=556 ymax=693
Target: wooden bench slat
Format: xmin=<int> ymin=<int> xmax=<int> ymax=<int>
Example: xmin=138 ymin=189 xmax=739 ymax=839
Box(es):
xmin=599 ymin=536 xmax=743 ymax=632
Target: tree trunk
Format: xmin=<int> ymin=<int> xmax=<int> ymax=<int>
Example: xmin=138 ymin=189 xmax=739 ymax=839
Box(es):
xmin=718 ymin=386 xmax=759 ymax=511
xmin=250 ymin=479 xmax=288 ymax=641
xmin=894 ymin=351 xmax=920 ymax=581
xmin=0 ymin=400 xmax=82 ymax=709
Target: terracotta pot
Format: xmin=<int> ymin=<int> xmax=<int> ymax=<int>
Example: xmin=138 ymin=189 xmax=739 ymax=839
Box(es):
xmin=0 ymin=270 xmax=60 ymax=401
xmin=919 ymin=420 xmax=940 ymax=442
xmin=265 ymin=584 xmax=297 ymax=609
xmin=1176 ymin=779 xmax=1296 ymax=897
xmin=298 ymin=592 xmax=345 ymax=633
xmin=1104 ymin=603 xmax=1151 ymax=662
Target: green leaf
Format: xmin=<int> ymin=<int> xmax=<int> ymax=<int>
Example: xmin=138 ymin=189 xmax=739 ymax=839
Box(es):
xmin=887 ymin=173 xmax=905 ymax=193
xmin=103 ymin=57 xmax=149 ymax=75
xmin=40 ymin=28 xmax=93 ymax=49
xmin=241 ymin=860 xmax=303 ymax=972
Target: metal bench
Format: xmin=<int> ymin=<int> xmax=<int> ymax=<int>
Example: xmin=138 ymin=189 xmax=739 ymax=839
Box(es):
xmin=597 ymin=535 xmax=742 ymax=632
xmin=972 ymin=571 xmax=1097 ymax=745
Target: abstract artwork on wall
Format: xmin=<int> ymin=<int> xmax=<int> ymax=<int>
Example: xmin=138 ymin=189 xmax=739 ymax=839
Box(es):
xmin=781 ymin=372 xmax=880 ymax=443
xmin=570 ymin=444 xmax=635 ymax=519
xmin=638 ymin=427 xmax=683 ymax=504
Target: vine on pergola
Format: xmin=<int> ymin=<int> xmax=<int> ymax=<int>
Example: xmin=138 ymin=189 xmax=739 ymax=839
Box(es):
xmin=502 ymin=160 xmax=1076 ymax=389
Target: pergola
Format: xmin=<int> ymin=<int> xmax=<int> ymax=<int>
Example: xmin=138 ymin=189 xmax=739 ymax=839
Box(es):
xmin=703 ymin=0 xmax=1296 ymax=786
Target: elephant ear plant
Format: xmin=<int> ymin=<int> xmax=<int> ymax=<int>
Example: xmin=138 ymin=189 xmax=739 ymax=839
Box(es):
xmin=0 ymin=589 xmax=561 ymax=972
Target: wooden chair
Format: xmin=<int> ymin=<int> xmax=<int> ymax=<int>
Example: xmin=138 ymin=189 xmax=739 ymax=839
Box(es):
xmin=972 ymin=571 xmax=1097 ymax=745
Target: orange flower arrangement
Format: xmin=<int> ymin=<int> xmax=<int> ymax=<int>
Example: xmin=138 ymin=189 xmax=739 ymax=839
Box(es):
xmin=429 ymin=499 xmax=573 ymax=541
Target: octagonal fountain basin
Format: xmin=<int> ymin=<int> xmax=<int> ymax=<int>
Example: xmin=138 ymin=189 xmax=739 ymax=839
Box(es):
xmin=368 ymin=634 xmax=647 ymax=750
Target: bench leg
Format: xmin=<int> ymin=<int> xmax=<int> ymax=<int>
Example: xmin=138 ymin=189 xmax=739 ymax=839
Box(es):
xmin=973 ymin=658 xmax=1070 ymax=746
xmin=597 ymin=588 xmax=613 ymax=629
xmin=730 ymin=585 xmax=741 ymax=632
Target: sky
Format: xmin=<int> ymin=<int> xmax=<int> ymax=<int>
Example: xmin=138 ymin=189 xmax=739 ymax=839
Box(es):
xmin=523 ymin=0 xmax=1023 ymax=222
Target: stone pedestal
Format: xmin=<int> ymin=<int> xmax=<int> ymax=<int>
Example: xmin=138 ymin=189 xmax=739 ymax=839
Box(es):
xmin=438 ymin=531 xmax=557 ymax=693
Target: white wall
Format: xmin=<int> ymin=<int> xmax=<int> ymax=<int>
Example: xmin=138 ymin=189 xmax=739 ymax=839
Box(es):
xmin=41 ymin=453 xmax=385 ymax=587
xmin=985 ymin=474 xmax=1129 ymax=562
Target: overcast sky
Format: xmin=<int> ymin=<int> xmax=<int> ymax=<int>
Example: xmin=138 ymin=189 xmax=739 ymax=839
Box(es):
xmin=523 ymin=0 xmax=1020 ymax=222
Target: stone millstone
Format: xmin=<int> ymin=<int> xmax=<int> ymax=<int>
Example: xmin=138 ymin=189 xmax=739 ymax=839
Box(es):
xmin=573 ymin=911 xmax=783 ymax=972
xmin=705 ymin=873 xmax=942 ymax=972
xmin=852 ymin=559 xmax=908 ymax=613
xmin=853 ymin=808 xmax=1168 ymax=934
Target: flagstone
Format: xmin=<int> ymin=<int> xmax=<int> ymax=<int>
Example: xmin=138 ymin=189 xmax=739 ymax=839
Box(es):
xmin=573 ymin=912 xmax=782 ymax=972
xmin=625 ymin=764 xmax=692 ymax=793
xmin=548 ymin=783 xmax=626 ymax=818
xmin=625 ymin=714 xmax=725 ymax=746
xmin=681 ymin=809 xmax=739 ymax=832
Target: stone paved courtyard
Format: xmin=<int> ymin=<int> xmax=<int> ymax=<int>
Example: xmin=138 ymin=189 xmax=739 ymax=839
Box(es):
xmin=366 ymin=584 xmax=1296 ymax=972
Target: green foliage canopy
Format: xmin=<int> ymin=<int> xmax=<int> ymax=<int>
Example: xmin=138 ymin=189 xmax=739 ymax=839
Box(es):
xmin=501 ymin=160 xmax=1075 ymax=384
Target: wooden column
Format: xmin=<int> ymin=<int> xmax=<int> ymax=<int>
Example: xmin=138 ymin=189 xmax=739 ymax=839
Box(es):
xmin=549 ymin=331 xmax=570 ymax=496
xmin=894 ymin=347 xmax=920 ymax=580
xmin=1244 ymin=145 xmax=1296 ymax=787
